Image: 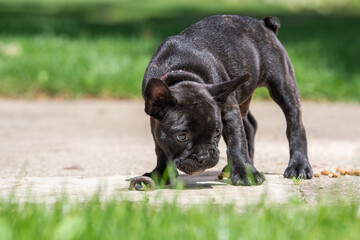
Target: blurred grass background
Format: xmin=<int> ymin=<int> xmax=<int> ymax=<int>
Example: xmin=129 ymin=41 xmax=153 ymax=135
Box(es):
xmin=0 ymin=0 xmax=359 ymax=101
xmin=1 ymin=196 xmax=359 ymax=240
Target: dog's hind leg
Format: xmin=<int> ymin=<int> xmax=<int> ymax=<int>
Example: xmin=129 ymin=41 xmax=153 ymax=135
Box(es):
xmin=243 ymin=110 xmax=257 ymax=164
xmin=239 ymin=96 xmax=257 ymax=164
xmin=265 ymin=57 xmax=313 ymax=179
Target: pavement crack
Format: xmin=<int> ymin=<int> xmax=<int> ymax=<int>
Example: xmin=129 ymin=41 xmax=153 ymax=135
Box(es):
xmin=298 ymin=185 xmax=308 ymax=203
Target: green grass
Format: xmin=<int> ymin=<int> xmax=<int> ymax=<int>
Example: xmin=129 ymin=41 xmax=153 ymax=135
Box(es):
xmin=0 ymin=196 xmax=359 ymax=240
xmin=291 ymin=176 xmax=305 ymax=185
xmin=0 ymin=35 xmax=152 ymax=98
xmin=0 ymin=0 xmax=359 ymax=101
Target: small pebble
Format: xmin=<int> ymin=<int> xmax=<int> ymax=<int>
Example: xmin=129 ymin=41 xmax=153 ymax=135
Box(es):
xmin=218 ymin=172 xmax=230 ymax=180
xmin=321 ymin=170 xmax=329 ymax=175
xmin=320 ymin=168 xmax=359 ymax=177
xmin=218 ymin=173 xmax=224 ymax=180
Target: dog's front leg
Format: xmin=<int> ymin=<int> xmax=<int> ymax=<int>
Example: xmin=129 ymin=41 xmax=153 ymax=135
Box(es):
xmin=142 ymin=143 xmax=179 ymax=184
xmin=221 ymin=99 xmax=265 ymax=185
xmin=142 ymin=118 xmax=179 ymax=184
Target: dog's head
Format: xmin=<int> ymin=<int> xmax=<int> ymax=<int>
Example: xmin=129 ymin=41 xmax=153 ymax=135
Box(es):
xmin=144 ymin=73 xmax=249 ymax=175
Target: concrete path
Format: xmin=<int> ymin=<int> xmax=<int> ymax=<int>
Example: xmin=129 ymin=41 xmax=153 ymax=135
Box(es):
xmin=0 ymin=99 xmax=359 ymax=205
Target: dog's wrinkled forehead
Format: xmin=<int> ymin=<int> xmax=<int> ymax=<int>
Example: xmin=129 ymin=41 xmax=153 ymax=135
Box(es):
xmin=163 ymin=82 xmax=221 ymax=133
xmin=171 ymin=81 xmax=215 ymax=105
xmin=165 ymin=105 xmax=218 ymax=130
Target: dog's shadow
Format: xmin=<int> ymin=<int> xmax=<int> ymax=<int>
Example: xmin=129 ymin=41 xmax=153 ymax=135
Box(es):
xmin=125 ymin=171 xmax=228 ymax=191
xmin=177 ymin=171 xmax=227 ymax=190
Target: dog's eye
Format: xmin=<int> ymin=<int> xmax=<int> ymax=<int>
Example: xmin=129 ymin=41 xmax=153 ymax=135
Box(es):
xmin=176 ymin=132 xmax=188 ymax=142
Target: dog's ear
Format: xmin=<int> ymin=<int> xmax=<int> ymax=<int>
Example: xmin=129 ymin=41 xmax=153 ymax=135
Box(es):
xmin=144 ymin=78 xmax=176 ymax=120
xmin=208 ymin=73 xmax=250 ymax=104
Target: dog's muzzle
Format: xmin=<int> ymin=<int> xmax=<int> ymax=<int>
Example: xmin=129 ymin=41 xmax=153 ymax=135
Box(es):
xmin=175 ymin=148 xmax=219 ymax=175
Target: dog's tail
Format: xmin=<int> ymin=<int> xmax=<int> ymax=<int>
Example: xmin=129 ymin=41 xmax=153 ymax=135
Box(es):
xmin=263 ymin=16 xmax=280 ymax=36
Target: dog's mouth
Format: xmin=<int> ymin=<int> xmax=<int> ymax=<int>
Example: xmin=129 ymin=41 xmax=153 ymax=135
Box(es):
xmin=175 ymin=154 xmax=219 ymax=175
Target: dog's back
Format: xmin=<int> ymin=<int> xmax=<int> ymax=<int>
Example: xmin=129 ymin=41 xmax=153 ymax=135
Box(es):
xmin=178 ymin=15 xmax=284 ymax=82
xmin=143 ymin=15 xmax=286 ymax=100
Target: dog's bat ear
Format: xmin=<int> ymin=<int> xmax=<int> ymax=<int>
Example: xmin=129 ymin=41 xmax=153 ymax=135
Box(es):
xmin=144 ymin=78 xmax=177 ymax=120
xmin=208 ymin=73 xmax=250 ymax=104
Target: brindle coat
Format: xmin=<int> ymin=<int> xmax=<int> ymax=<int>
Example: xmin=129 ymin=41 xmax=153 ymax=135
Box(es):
xmin=142 ymin=15 xmax=313 ymax=185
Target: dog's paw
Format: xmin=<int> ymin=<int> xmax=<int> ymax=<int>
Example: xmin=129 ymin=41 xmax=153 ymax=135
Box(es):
xmin=142 ymin=167 xmax=179 ymax=185
xmin=284 ymin=161 xmax=313 ymax=179
xmin=142 ymin=171 xmax=164 ymax=184
xmin=230 ymin=163 xmax=266 ymax=186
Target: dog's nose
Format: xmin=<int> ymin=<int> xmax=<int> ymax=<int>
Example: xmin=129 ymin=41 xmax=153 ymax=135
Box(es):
xmin=197 ymin=150 xmax=212 ymax=166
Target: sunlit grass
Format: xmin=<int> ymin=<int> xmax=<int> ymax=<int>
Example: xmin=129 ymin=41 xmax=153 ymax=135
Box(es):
xmin=0 ymin=0 xmax=359 ymax=101
xmin=0 ymin=35 xmax=153 ymax=98
xmin=0 ymin=196 xmax=359 ymax=240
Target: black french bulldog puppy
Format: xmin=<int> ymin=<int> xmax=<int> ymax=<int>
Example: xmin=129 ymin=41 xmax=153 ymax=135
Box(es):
xmin=141 ymin=15 xmax=313 ymax=185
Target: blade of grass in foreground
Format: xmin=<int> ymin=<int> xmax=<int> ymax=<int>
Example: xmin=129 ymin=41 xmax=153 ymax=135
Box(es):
xmin=0 ymin=197 xmax=359 ymax=240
